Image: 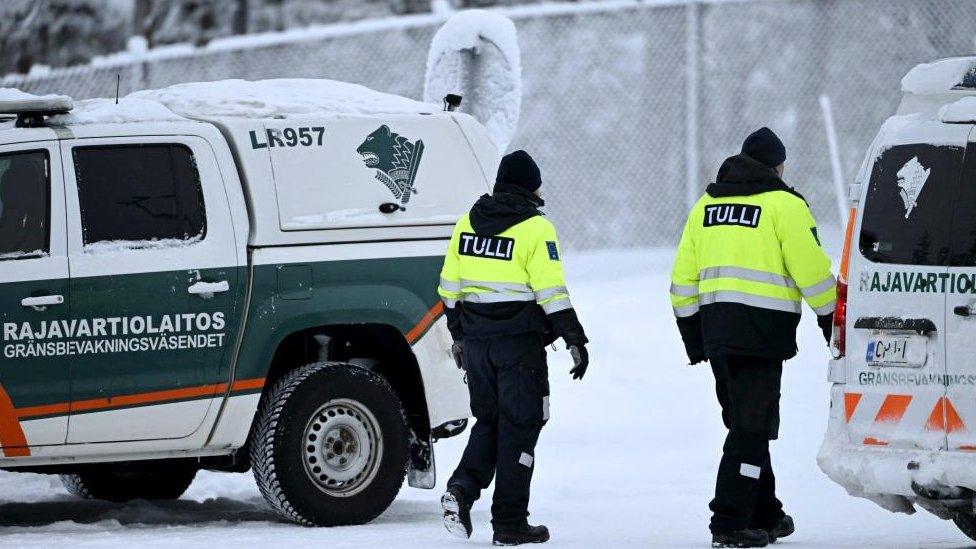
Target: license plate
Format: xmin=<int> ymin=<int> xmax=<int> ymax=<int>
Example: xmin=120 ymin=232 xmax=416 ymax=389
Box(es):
xmin=866 ymin=335 xmax=928 ymax=367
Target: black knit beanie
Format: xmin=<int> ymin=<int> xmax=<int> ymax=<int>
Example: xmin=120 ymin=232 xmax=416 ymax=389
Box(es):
xmin=495 ymin=150 xmax=542 ymax=193
xmin=741 ymin=127 xmax=786 ymax=168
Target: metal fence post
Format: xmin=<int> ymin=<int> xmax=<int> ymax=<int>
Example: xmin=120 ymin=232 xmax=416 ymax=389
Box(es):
xmin=684 ymin=0 xmax=701 ymax=210
xmin=461 ymin=47 xmax=480 ymax=121
xmin=126 ymin=37 xmax=148 ymax=94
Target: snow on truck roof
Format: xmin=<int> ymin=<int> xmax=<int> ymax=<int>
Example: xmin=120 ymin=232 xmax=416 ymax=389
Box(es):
xmin=130 ymin=79 xmax=438 ymax=119
xmin=897 ymin=57 xmax=976 ymax=125
xmin=0 ymin=79 xmax=439 ymax=129
xmin=901 ymin=56 xmax=976 ymax=95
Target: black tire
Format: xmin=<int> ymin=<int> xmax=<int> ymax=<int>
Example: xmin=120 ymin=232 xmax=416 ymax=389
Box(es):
xmin=59 ymin=466 xmax=197 ymax=502
xmin=954 ymin=513 xmax=976 ymax=542
xmin=251 ymin=362 xmax=410 ymax=526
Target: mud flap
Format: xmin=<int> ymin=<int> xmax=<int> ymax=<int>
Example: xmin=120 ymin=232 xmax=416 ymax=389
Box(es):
xmin=407 ymin=432 xmax=436 ymax=489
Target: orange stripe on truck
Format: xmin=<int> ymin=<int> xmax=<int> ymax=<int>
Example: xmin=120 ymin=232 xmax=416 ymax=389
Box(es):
xmin=925 ymin=397 xmax=966 ymax=434
xmin=406 ymin=301 xmax=444 ymax=344
xmin=856 ymin=394 xmax=972 ymax=448
xmin=59 ymin=378 xmax=267 ymax=415
xmin=0 ymin=378 xmax=266 ymax=457
xmin=844 ymin=392 xmax=862 ymax=423
xmin=15 ymin=402 xmax=71 ymax=419
xmin=230 ymin=377 xmax=266 ymax=392
xmin=17 ymin=379 xmax=265 ymax=419
xmin=874 ymin=394 xmax=912 ymax=424
xmin=0 ymin=384 xmax=29 ymax=457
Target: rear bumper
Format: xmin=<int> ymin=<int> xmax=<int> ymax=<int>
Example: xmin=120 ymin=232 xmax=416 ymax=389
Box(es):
xmin=820 ymin=381 xmax=976 ymax=515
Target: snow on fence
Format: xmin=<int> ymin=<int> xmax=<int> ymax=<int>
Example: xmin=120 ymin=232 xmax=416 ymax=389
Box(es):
xmin=4 ymin=0 xmax=976 ymax=249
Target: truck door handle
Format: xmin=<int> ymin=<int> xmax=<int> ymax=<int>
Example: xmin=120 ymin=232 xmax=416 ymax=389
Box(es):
xmin=955 ymin=305 xmax=974 ymax=317
xmin=21 ymin=295 xmax=64 ymax=310
xmin=188 ymin=281 xmax=230 ymax=297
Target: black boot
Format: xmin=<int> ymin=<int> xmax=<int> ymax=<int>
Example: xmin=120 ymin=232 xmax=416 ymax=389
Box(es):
xmin=711 ymin=528 xmax=769 ymax=548
xmin=441 ymin=487 xmax=473 ymax=539
xmin=493 ymin=523 xmax=550 ymax=546
xmin=765 ymin=515 xmax=794 ymax=543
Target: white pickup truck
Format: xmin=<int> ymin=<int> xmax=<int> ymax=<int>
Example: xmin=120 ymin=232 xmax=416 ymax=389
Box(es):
xmin=0 ymin=77 xmax=500 ymax=526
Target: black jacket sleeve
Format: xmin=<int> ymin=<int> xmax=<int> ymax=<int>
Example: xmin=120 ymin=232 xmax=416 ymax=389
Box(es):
xmin=548 ymin=308 xmax=589 ymax=348
xmin=445 ymin=305 xmax=464 ymax=341
xmin=677 ymin=312 xmax=706 ymax=364
xmin=817 ymin=313 xmax=833 ymax=344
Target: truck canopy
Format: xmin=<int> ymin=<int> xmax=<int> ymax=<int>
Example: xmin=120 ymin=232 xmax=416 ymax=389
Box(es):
xmin=0 ymin=79 xmax=499 ymax=246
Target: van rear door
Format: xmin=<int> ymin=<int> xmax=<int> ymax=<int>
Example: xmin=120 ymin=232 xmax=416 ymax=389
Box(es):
xmin=944 ymin=133 xmax=976 ymax=452
xmin=845 ymin=122 xmax=973 ymax=450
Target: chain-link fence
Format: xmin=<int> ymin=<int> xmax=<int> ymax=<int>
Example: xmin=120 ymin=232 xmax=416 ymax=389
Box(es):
xmin=3 ymin=0 xmax=976 ymax=249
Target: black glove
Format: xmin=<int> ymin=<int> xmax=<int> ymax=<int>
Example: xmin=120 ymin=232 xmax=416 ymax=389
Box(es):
xmin=451 ymin=341 xmax=464 ymax=370
xmin=817 ymin=313 xmax=833 ymax=345
xmin=569 ymin=344 xmax=589 ymax=380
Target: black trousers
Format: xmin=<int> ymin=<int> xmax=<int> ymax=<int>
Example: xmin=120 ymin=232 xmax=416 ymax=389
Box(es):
xmin=448 ymin=333 xmax=550 ymax=527
xmin=709 ymin=355 xmax=785 ymax=534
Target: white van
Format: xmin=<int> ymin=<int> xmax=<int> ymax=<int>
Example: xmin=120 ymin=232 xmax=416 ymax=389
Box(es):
xmin=820 ymin=56 xmax=976 ymax=541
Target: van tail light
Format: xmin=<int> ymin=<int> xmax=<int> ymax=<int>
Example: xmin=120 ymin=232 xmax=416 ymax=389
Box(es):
xmin=831 ymin=280 xmax=848 ymax=358
xmin=831 ymin=207 xmax=857 ymax=358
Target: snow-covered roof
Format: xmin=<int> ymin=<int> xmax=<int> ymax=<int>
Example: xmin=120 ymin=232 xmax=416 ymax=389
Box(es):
xmin=129 ymin=79 xmax=438 ymax=120
xmin=938 ymin=96 xmax=976 ymax=123
xmin=901 ymin=57 xmax=976 ymax=95
xmin=48 ymin=98 xmax=185 ymax=125
xmin=0 ymin=78 xmax=442 ymax=131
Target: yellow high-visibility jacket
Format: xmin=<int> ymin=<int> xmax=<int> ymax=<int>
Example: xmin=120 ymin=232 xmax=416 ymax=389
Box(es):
xmin=670 ymin=155 xmax=836 ymax=360
xmin=438 ymin=205 xmax=587 ymax=345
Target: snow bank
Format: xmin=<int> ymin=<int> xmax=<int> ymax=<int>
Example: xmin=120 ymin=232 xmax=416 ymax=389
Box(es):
xmin=424 ymin=10 xmax=521 ymax=152
xmin=48 ymin=98 xmax=184 ymax=126
xmin=901 ymin=57 xmax=975 ymax=95
xmin=938 ymin=96 xmax=976 ymax=123
xmin=131 ymin=79 xmax=436 ymax=120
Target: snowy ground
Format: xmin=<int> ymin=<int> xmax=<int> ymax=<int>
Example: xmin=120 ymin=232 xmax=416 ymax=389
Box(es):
xmin=0 ymin=248 xmax=972 ymax=548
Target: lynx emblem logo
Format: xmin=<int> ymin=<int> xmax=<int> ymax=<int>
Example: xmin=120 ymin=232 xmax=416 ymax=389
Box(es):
xmin=357 ymin=125 xmax=425 ymax=209
xmin=896 ymin=156 xmax=930 ymax=219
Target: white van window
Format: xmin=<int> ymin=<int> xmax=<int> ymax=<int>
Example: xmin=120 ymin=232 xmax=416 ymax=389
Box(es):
xmin=859 ymin=144 xmax=964 ymax=266
xmin=73 ymin=145 xmax=206 ymax=246
xmin=0 ymin=150 xmax=49 ymax=259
